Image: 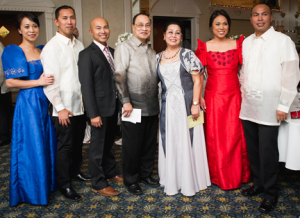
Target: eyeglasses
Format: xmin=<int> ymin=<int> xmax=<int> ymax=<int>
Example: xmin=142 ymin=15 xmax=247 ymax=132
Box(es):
xmin=135 ymin=24 xmax=151 ymax=29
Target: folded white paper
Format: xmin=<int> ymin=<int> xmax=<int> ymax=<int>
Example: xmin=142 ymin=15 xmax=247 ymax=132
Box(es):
xmin=121 ymin=108 xmax=142 ymax=124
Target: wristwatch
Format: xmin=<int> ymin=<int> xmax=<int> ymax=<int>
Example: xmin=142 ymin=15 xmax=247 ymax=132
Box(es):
xmin=193 ymin=101 xmax=199 ymax=106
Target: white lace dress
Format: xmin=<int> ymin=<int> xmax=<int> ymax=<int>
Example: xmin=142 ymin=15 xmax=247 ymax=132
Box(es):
xmin=158 ymin=59 xmax=211 ymax=196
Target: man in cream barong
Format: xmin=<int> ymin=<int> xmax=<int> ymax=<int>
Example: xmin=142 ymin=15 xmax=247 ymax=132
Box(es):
xmin=239 ymin=3 xmax=300 ymax=213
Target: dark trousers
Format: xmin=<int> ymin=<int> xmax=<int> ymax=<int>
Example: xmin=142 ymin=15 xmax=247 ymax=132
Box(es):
xmin=89 ymin=105 xmax=118 ymax=190
xmin=51 ymin=114 xmax=86 ymax=189
xmin=122 ymin=115 xmax=158 ymax=185
xmin=0 ymin=91 xmax=12 ymax=142
xmin=242 ymin=120 xmax=279 ymax=200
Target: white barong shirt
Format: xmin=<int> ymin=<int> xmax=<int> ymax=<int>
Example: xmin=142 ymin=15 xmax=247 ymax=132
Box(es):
xmin=240 ymin=27 xmax=300 ymax=126
xmin=41 ymin=32 xmax=84 ymax=117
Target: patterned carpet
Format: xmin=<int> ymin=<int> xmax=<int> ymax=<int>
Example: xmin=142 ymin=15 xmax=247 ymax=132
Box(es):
xmin=0 ymin=139 xmax=300 ymax=217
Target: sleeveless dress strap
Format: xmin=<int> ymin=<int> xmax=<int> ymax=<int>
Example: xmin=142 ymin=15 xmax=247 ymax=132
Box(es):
xmin=236 ymin=35 xmax=245 ymax=66
xmin=195 ymin=39 xmax=207 ymax=67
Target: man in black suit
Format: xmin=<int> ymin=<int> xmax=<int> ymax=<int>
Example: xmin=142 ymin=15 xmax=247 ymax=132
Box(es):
xmin=78 ymin=17 xmax=122 ymax=196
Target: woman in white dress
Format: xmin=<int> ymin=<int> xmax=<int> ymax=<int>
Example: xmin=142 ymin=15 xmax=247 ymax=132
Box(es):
xmin=157 ymin=20 xmax=211 ymax=196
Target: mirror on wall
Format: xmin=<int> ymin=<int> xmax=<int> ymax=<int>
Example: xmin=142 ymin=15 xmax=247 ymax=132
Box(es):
xmin=259 ymin=0 xmax=281 ymax=9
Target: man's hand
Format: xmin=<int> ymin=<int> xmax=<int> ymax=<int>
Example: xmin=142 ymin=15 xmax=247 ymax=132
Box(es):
xmin=91 ymin=116 xmax=103 ymax=128
xmin=277 ymin=110 xmax=287 ymax=122
xmin=58 ymin=109 xmax=74 ymax=127
xmin=122 ymin=102 xmax=133 ymax=117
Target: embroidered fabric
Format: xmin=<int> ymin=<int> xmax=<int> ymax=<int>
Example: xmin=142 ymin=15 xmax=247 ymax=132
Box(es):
xmin=28 ymin=60 xmax=41 ymax=65
xmin=207 ymin=49 xmax=237 ymax=67
xmin=239 ymin=27 xmax=300 ymax=125
xmin=4 ymin=67 xmax=25 ymax=77
xmin=181 ymin=49 xmax=202 ymax=74
xmin=159 ymin=60 xmax=183 ymax=120
xmin=158 ymin=56 xmax=211 ymax=196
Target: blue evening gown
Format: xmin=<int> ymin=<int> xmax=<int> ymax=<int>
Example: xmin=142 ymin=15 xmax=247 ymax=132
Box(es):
xmin=1 ymin=45 xmax=57 ymax=206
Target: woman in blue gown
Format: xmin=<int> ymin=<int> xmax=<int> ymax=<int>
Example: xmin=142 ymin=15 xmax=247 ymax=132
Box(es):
xmin=1 ymin=12 xmax=57 ymax=206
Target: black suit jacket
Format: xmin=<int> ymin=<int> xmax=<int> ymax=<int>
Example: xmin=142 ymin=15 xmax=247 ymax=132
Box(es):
xmin=78 ymin=42 xmax=116 ymax=118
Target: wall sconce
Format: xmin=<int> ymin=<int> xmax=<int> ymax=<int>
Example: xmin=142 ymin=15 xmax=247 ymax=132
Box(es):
xmin=280 ymin=11 xmax=286 ymax=18
xmin=295 ymin=12 xmax=300 ymax=19
xmin=275 ymin=20 xmax=285 ymax=32
xmin=0 ymin=26 xmax=10 ymax=38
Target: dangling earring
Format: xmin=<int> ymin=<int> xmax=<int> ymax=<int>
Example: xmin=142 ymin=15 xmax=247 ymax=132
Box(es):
xmin=163 ymin=38 xmax=165 ymax=40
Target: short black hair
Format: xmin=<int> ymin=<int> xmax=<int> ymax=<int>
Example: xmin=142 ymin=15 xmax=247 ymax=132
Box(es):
xmin=251 ymin=3 xmax=272 ymax=15
xmin=132 ymin=13 xmax=150 ymax=25
xmin=163 ymin=20 xmax=183 ymax=33
xmin=209 ymin=9 xmax=231 ymax=32
xmin=55 ymin=5 xmax=75 ymax=20
xmin=14 ymin=13 xmax=40 ymax=35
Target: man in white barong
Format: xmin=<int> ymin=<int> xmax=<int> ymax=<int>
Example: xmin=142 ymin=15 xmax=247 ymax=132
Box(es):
xmin=239 ymin=3 xmax=300 ymax=213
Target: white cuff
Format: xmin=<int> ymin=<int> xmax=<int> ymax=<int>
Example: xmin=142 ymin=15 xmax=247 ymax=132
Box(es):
xmin=277 ymin=104 xmax=289 ymax=113
xmin=55 ymin=103 xmax=65 ymax=112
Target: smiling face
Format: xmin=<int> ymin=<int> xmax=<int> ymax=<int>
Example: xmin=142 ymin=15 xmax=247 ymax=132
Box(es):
xmin=250 ymin=4 xmax=273 ymax=37
xmin=164 ymin=24 xmax=182 ymax=48
xmin=211 ymin=15 xmax=229 ymax=39
xmin=19 ymin=17 xmax=39 ymax=42
xmin=89 ymin=18 xmax=110 ymax=46
xmin=132 ymin=14 xmax=151 ymax=44
xmin=54 ymin=8 xmax=76 ymax=39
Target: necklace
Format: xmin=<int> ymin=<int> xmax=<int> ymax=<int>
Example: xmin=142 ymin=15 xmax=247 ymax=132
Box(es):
xmin=163 ymin=47 xmax=181 ymax=59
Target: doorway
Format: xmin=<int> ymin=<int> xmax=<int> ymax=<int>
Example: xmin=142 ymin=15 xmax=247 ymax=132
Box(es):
xmin=153 ymin=16 xmax=192 ymax=54
xmin=0 ymin=12 xmax=22 ymax=47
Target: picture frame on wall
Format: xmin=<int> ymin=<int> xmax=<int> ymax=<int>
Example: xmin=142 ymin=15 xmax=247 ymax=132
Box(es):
xmin=259 ymin=0 xmax=281 ymax=10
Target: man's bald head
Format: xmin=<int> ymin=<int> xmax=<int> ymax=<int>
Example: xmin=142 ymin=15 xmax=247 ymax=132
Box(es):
xmin=90 ymin=17 xmax=108 ymax=29
xmin=250 ymin=3 xmax=273 ymax=37
xmin=251 ymin=3 xmax=272 ymax=16
xmin=89 ymin=17 xmax=110 ymax=45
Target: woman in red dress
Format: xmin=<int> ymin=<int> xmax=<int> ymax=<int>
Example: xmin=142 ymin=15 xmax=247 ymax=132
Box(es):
xmin=195 ymin=9 xmax=251 ymax=190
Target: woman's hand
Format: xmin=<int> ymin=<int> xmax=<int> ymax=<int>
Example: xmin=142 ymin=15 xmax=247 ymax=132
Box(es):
xmin=191 ymin=105 xmax=200 ymax=121
xmin=38 ymin=73 xmax=54 ymax=86
xmin=200 ymin=97 xmax=206 ymax=112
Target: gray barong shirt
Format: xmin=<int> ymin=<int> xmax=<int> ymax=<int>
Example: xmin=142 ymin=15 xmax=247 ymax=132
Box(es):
xmin=114 ymin=36 xmax=159 ymax=116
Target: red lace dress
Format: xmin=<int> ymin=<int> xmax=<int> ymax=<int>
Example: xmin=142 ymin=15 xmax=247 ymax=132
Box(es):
xmin=195 ymin=36 xmax=251 ymax=190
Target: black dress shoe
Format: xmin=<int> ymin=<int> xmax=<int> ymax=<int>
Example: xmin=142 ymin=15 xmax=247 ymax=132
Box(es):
xmin=0 ymin=139 xmax=11 ymax=146
xmin=258 ymin=198 xmax=278 ymax=213
xmin=72 ymin=173 xmax=91 ymax=183
xmin=59 ymin=187 xmax=82 ymax=201
xmin=124 ymin=183 xmax=144 ymax=195
xmin=242 ymin=185 xmax=264 ymax=196
xmin=140 ymin=176 xmax=160 ymax=188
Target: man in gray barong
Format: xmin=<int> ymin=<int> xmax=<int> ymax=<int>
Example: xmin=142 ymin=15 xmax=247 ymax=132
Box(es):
xmin=114 ymin=13 xmax=159 ymax=195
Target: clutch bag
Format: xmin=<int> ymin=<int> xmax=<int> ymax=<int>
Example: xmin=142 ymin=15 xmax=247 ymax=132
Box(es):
xmin=187 ymin=111 xmax=204 ymax=128
xmin=291 ymin=111 xmax=300 ymax=119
